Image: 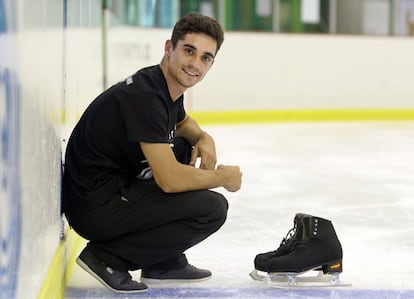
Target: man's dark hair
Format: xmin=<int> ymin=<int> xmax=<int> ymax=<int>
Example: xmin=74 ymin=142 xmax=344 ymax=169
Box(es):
xmin=171 ymin=12 xmax=224 ymax=54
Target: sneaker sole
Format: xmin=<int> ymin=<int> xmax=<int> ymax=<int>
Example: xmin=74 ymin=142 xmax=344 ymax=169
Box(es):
xmin=76 ymin=257 xmax=148 ymax=293
xmin=141 ymin=275 xmax=212 ymax=284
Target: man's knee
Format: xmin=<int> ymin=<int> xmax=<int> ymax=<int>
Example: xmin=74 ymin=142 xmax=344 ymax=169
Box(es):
xmin=207 ymin=191 xmax=229 ymax=225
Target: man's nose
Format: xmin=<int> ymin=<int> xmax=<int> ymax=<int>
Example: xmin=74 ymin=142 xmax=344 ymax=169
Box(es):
xmin=188 ymin=55 xmax=202 ymax=70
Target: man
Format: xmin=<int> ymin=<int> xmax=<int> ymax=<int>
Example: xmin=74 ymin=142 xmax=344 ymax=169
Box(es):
xmin=62 ymin=13 xmax=242 ymax=293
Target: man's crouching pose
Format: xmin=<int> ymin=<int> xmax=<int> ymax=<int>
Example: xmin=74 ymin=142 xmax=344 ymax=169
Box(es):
xmin=62 ymin=12 xmax=242 ymax=293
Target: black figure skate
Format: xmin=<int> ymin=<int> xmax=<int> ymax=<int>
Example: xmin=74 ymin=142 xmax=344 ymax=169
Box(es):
xmin=253 ymin=213 xmax=304 ymax=272
xmin=250 ymin=213 xmax=351 ymax=288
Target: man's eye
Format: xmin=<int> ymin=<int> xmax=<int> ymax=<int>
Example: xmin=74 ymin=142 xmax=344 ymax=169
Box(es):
xmin=203 ymin=55 xmax=213 ymax=64
xmin=184 ymin=48 xmax=193 ymax=55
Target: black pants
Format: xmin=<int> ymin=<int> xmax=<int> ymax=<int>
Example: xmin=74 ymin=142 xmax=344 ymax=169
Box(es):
xmin=67 ymin=138 xmax=229 ymax=271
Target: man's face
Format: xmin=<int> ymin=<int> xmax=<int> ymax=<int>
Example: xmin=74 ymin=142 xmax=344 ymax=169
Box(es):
xmin=165 ymin=32 xmax=217 ymax=89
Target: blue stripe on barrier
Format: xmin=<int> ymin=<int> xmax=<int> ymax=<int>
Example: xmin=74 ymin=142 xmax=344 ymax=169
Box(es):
xmin=0 ymin=65 xmax=21 ymax=299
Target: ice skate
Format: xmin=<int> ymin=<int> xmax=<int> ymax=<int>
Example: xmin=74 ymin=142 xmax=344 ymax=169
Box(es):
xmin=250 ymin=213 xmax=351 ymax=288
xmin=253 ymin=213 xmax=304 ymax=272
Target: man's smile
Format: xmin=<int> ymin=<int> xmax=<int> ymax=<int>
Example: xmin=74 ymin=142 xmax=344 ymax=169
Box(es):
xmin=183 ymin=67 xmax=199 ymax=77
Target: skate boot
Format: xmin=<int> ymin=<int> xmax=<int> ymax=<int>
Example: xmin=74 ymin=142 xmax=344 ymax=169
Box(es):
xmin=253 ymin=213 xmax=304 ymax=272
xmin=251 ymin=213 xmax=350 ymax=287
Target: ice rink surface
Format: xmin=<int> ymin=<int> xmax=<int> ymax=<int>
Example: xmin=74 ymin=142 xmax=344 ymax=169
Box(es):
xmin=64 ymin=121 xmax=414 ymax=299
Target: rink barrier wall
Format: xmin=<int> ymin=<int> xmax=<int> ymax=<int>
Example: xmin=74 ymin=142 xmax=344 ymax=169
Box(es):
xmin=107 ymin=28 xmax=414 ymax=112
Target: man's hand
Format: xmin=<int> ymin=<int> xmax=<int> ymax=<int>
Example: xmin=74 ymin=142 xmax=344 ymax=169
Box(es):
xmin=217 ymin=164 xmax=242 ymax=192
xmin=190 ymin=132 xmax=217 ymax=170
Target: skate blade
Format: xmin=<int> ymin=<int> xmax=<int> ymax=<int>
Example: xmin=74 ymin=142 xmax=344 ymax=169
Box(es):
xmin=250 ymin=269 xmax=351 ymax=288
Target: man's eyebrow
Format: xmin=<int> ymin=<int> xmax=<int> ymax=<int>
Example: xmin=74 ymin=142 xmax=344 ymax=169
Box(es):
xmin=183 ymin=43 xmax=215 ymax=59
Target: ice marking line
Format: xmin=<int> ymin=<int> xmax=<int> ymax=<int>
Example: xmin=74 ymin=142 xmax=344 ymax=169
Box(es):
xmin=64 ymin=287 xmax=414 ymax=298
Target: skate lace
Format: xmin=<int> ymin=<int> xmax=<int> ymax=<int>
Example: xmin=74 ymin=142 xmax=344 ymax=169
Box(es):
xmin=273 ymin=227 xmax=296 ymax=254
xmin=275 ymin=226 xmax=309 ymax=253
xmin=281 ymin=227 xmax=296 ymax=246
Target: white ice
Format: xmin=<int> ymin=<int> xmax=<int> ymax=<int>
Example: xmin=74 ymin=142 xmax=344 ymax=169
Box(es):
xmin=65 ymin=121 xmax=414 ymax=298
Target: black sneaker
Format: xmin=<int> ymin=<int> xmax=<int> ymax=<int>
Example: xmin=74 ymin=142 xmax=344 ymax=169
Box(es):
xmin=141 ymin=264 xmax=212 ymax=283
xmin=76 ymin=247 xmax=148 ymax=293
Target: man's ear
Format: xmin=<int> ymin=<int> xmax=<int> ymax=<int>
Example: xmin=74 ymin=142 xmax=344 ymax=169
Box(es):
xmin=164 ymin=40 xmax=173 ymax=55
